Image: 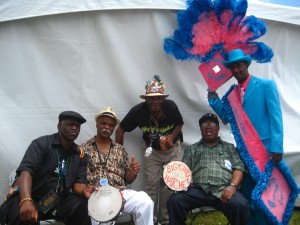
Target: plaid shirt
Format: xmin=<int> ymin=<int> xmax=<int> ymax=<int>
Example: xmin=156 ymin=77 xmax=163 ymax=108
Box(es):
xmin=182 ymin=137 xmax=245 ymax=199
xmin=80 ymin=136 xmax=129 ymax=190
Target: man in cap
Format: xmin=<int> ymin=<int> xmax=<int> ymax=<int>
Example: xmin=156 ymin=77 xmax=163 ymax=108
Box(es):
xmin=116 ymin=75 xmax=184 ymax=225
xmin=168 ymin=113 xmax=249 ymax=225
xmin=0 ymin=111 xmax=91 ymax=225
xmin=80 ymin=107 xmax=154 ymax=225
xmin=208 ymin=48 xmax=283 ymax=225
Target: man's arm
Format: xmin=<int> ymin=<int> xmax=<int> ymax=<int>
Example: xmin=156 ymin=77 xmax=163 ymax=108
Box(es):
xmin=266 ymin=80 xmax=283 ymax=163
xmin=220 ymin=169 xmax=244 ymax=203
xmin=18 ymin=171 xmax=38 ymax=223
xmin=207 ymin=90 xmax=229 ymax=124
xmin=230 ymin=169 xmax=244 ymax=188
xmin=166 ymin=124 xmax=183 ymax=146
xmin=115 ymin=126 xmax=125 ymax=145
xmin=124 ymin=155 xmax=140 ymax=184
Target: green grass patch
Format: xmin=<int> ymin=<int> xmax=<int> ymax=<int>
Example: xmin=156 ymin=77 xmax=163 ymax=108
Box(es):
xmin=187 ymin=208 xmax=300 ymax=225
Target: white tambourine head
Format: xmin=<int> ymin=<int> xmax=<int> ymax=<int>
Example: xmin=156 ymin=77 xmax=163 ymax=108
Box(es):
xmin=88 ymin=185 xmax=123 ymax=222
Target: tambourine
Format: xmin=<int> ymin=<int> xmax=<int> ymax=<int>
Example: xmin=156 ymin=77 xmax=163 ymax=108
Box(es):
xmin=162 ymin=161 xmax=192 ymax=191
xmin=88 ymin=185 xmax=124 ymax=223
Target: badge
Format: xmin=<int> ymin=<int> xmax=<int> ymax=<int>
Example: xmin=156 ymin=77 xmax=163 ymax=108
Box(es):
xmin=36 ymin=190 xmax=60 ymax=215
xmin=99 ymin=178 xmax=108 ymax=187
xmin=145 ymin=147 xmax=153 ymax=157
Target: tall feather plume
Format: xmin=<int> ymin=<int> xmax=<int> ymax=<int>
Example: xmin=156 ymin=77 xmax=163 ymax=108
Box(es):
xmin=164 ymin=0 xmax=274 ymax=63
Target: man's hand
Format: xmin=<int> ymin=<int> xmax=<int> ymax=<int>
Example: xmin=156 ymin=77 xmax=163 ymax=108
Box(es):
xmin=130 ymin=155 xmax=140 ymax=174
xmin=207 ymin=90 xmax=218 ymax=101
xmin=220 ymin=185 xmax=236 ymax=203
xmin=270 ymin=152 xmax=283 ymax=164
xmin=82 ymin=184 xmax=98 ymax=199
xmin=19 ymin=200 xmax=38 ymax=224
xmin=165 ymin=135 xmax=174 ymax=148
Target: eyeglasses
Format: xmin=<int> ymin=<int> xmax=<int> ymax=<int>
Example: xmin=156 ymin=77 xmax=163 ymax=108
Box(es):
xmin=201 ymin=122 xmax=218 ymax=128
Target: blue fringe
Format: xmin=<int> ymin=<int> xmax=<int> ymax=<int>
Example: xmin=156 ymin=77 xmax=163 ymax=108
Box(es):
xmin=221 ymin=86 xmax=300 ymax=225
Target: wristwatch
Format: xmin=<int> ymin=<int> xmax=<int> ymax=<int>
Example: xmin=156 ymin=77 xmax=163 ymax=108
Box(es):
xmin=230 ymin=182 xmax=237 ymax=188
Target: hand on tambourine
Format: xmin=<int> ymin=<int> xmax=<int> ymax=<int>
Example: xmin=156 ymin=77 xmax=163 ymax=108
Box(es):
xmin=130 ymin=155 xmax=140 ymax=174
xmin=83 ymin=184 xmax=99 ymax=199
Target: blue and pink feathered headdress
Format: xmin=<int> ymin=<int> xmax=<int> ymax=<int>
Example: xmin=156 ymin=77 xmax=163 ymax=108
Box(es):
xmin=164 ymin=0 xmax=274 ymax=63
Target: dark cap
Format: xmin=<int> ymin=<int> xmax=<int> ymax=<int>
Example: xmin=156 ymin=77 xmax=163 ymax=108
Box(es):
xmin=199 ymin=113 xmax=219 ymax=127
xmin=59 ymin=111 xmax=86 ymax=124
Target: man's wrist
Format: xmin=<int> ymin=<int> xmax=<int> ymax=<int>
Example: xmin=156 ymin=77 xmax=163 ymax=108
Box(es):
xmin=230 ymin=182 xmax=237 ymax=188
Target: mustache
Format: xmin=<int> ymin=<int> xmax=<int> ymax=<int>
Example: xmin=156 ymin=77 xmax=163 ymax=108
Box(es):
xmin=101 ymin=128 xmax=112 ymax=135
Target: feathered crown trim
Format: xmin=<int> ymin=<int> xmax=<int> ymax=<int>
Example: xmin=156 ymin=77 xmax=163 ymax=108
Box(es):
xmin=164 ymin=0 xmax=273 ymax=63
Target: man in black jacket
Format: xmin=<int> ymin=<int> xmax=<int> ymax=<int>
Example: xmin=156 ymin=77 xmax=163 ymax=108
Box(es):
xmin=0 ymin=111 xmax=91 ymax=225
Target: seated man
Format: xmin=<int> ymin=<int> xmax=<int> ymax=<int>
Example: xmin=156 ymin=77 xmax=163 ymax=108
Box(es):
xmin=167 ymin=113 xmax=249 ymax=225
xmin=0 ymin=111 xmax=91 ymax=225
xmin=80 ymin=107 xmax=154 ymax=225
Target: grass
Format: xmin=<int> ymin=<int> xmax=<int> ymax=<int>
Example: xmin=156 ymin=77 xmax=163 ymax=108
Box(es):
xmin=187 ymin=208 xmax=300 ymax=225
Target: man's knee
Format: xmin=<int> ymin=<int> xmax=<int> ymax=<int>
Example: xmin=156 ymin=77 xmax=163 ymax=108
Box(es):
xmin=0 ymin=196 xmax=20 ymax=224
xmin=139 ymin=191 xmax=154 ymax=208
xmin=167 ymin=193 xmax=181 ymax=208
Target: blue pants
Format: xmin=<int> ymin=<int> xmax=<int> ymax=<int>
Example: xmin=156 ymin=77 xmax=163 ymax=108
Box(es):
xmin=167 ymin=185 xmax=249 ymax=225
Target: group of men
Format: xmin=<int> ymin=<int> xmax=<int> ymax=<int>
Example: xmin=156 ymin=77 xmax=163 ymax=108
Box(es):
xmin=0 ymin=49 xmax=284 ymax=225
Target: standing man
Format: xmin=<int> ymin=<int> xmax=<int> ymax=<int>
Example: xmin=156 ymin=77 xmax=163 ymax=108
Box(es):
xmin=116 ymin=75 xmax=184 ymax=225
xmin=0 ymin=111 xmax=91 ymax=225
xmin=80 ymin=107 xmax=154 ymax=225
xmin=208 ymin=49 xmax=283 ymax=225
xmin=167 ymin=113 xmax=249 ymax=225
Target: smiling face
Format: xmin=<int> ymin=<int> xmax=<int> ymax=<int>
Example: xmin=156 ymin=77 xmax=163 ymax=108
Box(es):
xmin=96 ymin=115 xmax=116 ymax=139
xmin=200 ymin=119 xmax=220 ymax=144
xmin=229 ymin=61 xmax=250 ymax=84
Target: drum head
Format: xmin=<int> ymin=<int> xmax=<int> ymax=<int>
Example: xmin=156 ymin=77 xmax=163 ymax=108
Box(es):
xmin=88 ymin=185 xmax=123 ymax=222
xmin=163 ymin=161 xmax=192 ymax=191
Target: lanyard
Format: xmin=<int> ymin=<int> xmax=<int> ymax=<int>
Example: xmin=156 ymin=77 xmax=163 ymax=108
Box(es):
xmin=56 ymin=148 xmax=71 ymax=182
xmin=94 ymin=142 xmax=113 ymax=170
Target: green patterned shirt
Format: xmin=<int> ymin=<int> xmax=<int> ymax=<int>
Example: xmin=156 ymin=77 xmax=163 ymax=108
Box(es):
xmin=182 ymin=137 xmax=245 ymax=199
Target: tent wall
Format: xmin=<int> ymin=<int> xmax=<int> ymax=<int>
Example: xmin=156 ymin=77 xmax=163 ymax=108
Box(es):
xmin=0 ymin=0 xmax=300 ymax=25
xmin=0 ymin=9 xmax=299 ymax=206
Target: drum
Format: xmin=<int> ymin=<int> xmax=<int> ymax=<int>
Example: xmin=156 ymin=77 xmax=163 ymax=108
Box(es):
xmin=162 ymin=161 xmax=192 ymax=191
xmin=88 ymin=185 xmax=123 ymax=223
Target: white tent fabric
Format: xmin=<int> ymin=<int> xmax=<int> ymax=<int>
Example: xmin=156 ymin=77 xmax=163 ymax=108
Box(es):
xmin=0 ymin=0 xmax=300 ymax=25
xmin=0 ymin=0 xmax=299 ymax=206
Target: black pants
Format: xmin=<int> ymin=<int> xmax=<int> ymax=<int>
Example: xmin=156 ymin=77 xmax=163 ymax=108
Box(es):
xmin=0 ymin=193 xmax=91 ymax=225
xmin=167 ymin=186 xmax=250 ymax=225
